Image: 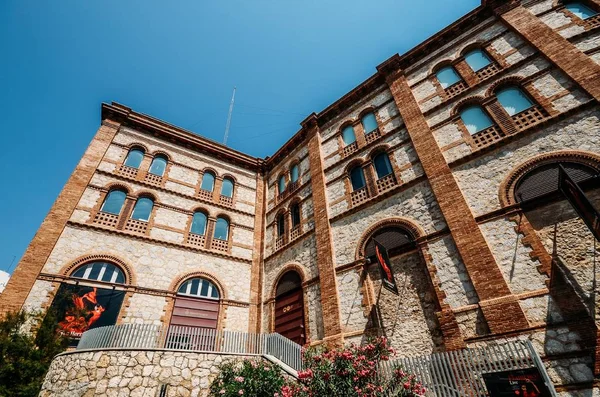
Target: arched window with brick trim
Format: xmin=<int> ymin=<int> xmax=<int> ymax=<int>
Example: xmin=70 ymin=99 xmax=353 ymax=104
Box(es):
xmin=291 ymin=203 xmax=301 ymax=228
xmin=100 ymin=189 xmax=127 ymax=215
xmin=464 ymin=48 xmax=493 ymax=72
xmin=131 ymin=197 xmax=154 ymax=222
xmin=496 ymin=86 xmax=534 ymax=117
xmin=361 ymin=112 xmax=378 ymax=134
xmin=372 ymin=152 xmax=393 ymax=179
xmin=277 ymin=212 xmax=286 ymax=238
xmin=201 ymin=171 xmax=216 ymax=193
xmin=71 ymin=261 xmax=126 ymax=284
xmin=564 ymin=1 xmax=598 ymax=19
xmin=290 ymin=164 xmax=300 ymax=183
xmin=214 ymin=217 xmax=229 ymax=241
xmin=190 ymin=211 xmax=208 ymax=235
xmin=342 ymin=125 xmax=357 ymax=146
xmin=459 ymin=105 xmax=495 ymax=135
xmin=435 ymin=65 xmax=462 ymax=89
xmin=278 ymin=175 xmax=286 ymax=194
xmin=148 ymin=154 xmax=168 ymax=177
xmin=350 ymin=165 xmax=366 ymax=191
xmin=221 ymin=177 xmax=234 ymax=198
xmin=124 ymin=147 xmax=144 ymax=169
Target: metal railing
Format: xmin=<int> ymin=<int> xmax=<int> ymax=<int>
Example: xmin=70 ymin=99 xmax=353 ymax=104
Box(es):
xmin=77 ymin=324 xmax=303 ymax=371
xmin=379 ymin=340 xmax=556 ymax=397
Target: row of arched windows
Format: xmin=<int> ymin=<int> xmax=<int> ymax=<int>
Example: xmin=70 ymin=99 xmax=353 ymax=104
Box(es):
xmin=341 ymin=112 xmax=378 ymax=147
xmin=275 ymin=201 xmax=303 ymax=250
xmin=347 ymin=151 xmax=398 ymax=207
xmin=95 ymin=188 xmax=231 ymax=251
xmin=120 ymin=146 xmax=236 ymax=206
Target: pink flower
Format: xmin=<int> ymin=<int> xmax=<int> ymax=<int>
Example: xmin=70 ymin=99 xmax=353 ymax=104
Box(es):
xmin=219 ymin=390 xmax=225 ymax=395
xmin=238 ymin=390 xmax=244 ymax=395
xmin=235 ymin=376 xmax=244 ymax=382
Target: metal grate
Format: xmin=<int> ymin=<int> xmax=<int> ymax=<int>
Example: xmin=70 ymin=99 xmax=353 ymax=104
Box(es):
xmin=351 ymin=186 xmax=370 ymax=206
xmin=376 ymin=173 xmax=397 ymax=193
xmin=365 ymin=128 xmax=381 ymax=144
xmin=512 ymin=105 xmax=547 ymax=131
xmin=364 ymin=226 xmax=415 ymax=259
xmin=514 ymin=162 xmax=598 ymax=203
xmin=186 ymin=233 xmax=205 ymax=248
xmin=471 ymin=125 xmax=504 ymax=148
xmin=445 ymin=80 xmax=468 ymax=99
xmin=342 ymin=141 xmax=359 ymax=158
xmin=119 ymin=165 xmax=138 ymax=179
xmin=124 ymin=219 xmax=148 ymax=234
xmin=93 ymin=211 xmax=119 ymax=228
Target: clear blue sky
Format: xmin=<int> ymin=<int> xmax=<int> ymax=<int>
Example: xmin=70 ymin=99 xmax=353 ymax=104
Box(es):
xmin=0 ymin=0 xmax=478 ymax=274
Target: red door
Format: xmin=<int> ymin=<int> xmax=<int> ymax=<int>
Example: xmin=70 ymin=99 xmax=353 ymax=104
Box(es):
xmin=274 ymin=288 xmax=306 ymax=345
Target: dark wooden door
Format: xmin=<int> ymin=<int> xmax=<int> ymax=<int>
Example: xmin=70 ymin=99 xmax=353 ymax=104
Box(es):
xmin=167 ymin=296 xmax=219 ymax=350
xmin=274 ymin=288 xmax=305 ymax=345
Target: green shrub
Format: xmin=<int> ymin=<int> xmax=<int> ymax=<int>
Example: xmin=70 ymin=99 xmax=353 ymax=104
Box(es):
xmin=0 ymin=310 xmax=68 ymax=397
xmin=209 ymin=359 xmax=286 ymax=396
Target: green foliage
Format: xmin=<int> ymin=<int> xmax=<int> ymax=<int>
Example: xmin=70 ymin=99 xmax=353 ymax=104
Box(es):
xmin=0 ymin=310 xmax=68 ymax=397
xmin=209 ymin=359 xmax=286 ymax=397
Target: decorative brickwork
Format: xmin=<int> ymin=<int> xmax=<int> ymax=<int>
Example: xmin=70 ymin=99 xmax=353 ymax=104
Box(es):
xmin=377 ymin=57 xmax=529 ymax=333
xmin=0 ymin=121 xmax=121 ymax=316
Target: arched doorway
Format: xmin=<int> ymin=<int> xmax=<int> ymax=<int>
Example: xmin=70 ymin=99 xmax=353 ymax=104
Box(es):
xmin=167 ymin=277 xmax=220 ymax=350
xmin=274 ymin=271 xmax=306 ymax=345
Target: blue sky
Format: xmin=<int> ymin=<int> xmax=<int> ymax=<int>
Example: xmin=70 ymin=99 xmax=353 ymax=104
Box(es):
xmin=0 ymin=0 xmax=478 ymax=274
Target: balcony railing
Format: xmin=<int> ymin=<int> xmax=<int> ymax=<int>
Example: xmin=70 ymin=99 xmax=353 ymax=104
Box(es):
xmin=341 ymin=141 xmax=358 ymax=158
xmin=197 ymin=189 xmax=213 ymax=201
xmin=77 ymin=323 xmax=303 ymax=371
xmin=275 ymin=235 xmax=286 ymax=250
xmin=364 ymin=128 xmax=381 ymax=145
xmin=220 ymin=195 xmax=233 ymax=207
xmin=211 ymin=238 xmax=228 ymax=252
xmin=444 ymin=80 xmax=468 ymax=99
xmin=290 ymin=225 xmax=301 ymax=241
xmin=512 ymin=105 xmax=547 ymax=131
xmin=277 ymin=181 xmax=300 ymax=203
xmin=471 ymin=125 xmax=504 ymax=149
xmin=186 ymin=232 xmax=206 ymax=248
xmin=376 ymin=173 xmax=397 ymax=194
xmin=585 ymin=13 xmax=600 ymax=29
xmin=144 ymin=173 xmax=163 ymax=186
xmin=124 ymin=219 xmax=148 ymax=234
xmin=475 ymin=62 xmax=501 ymax=81
xmin=351 ymin=186 xmax=369 ymax=207
xmin=119 ymin=165 xmax=138 ymax=179
xmin=93 ymin=211 xmax=119 ymax=228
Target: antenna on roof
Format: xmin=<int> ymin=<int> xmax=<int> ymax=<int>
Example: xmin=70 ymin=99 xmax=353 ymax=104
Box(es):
xmin=223 ymin=86 xmax=236 ymax=145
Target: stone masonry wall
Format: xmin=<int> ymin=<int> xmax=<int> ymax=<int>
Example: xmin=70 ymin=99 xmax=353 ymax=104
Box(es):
xmin=40 ymin=350 xmax=272 ymax=397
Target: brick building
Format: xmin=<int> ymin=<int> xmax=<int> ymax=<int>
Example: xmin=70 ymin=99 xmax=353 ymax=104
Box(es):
xmin=2 ymin=0 xmax=600 ymax=394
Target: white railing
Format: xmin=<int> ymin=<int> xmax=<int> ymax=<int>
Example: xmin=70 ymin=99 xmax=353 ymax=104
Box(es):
xmin=77 ymin=323 xmax=303 ymax=371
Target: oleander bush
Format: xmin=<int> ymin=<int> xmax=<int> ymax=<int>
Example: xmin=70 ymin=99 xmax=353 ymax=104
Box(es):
xmin=209 ymin=359 xmax=286 ymax=396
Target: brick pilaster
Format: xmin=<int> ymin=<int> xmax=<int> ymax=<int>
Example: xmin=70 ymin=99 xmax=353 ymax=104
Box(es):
xmin=0 ymin=120 xmax=121 ymax=316
xmin=377 ymin=58 xmax=529 ymax=334
xmin=248 ymin=173 xmax=266 ymax=334
xmin=496 ymin=4 xmax=600 ymax=101
xmin=302 ymin=114 xmax=343 ymax=343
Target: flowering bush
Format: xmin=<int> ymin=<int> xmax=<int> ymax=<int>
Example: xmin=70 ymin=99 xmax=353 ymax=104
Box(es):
xmin=209 ymin=359 xmax=286 ymax=397
xmin=282 ymin=337 xmax=426 ymax=397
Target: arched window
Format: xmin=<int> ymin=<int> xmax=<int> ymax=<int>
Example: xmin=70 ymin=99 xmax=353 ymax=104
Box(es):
xmin=514 ymin=162 xmax=599 ymax=203
xmin=350 ymin=166 xmax=366 ymax=191
xmin=364 ymin=226 xmax=416 ymax=259
xmin=436 ymin=66 xmax=462 ymax=89
xmin=131 ymin=197 xmax=154 ymax=221
xmin=100 ymin=189 xmax=127 ymax=215
xmin=373 ymin=153 xmax=393 ymax=179
xmin=201 ymin=171 xmax=215 ymax=192
xmin=214 ymin=217 xmax=229 ymax=240
xmin=221 ymin=177 xmax=234 ymax=198
xmin=148 ymin=155 xmax=168 ymax=177
xmin=278 ymin=175 xmax=286 ymax=194
xmin=464 ymin=49 xmax=492 ymax=72
xmin=290 ymin=164 xmax=300 ymax=183
xmin=460 ymin=106 xmax=494 ymax=135
xmin=72 ymin=262 xmax=125 ymax=284
xmin=178 ymin=277 xmax=220 ymax=299
xmin=190 ymin=211 xmax=208 ymax=235
xmin=361 ymin=113 xmax=378 ymax=134
xmin=124 ymin=148 xmax=144 ymax=169
xmin=277 ymin=213 xmax=286 ymax=237
xmin=291 ymin=203 xmax=301 ymax=228
xmin=496 ymin=87 xmax=534 ymax=116
xmin=342 ymin=125 xmax=357 ymax=146
xmin=565 ymin=2 xmax=597 ymax=19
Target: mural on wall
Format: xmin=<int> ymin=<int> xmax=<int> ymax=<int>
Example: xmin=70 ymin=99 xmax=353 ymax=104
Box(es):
xmin=49 ymin=284 xmax=125 ymax=345
xmin=482 ymin=368 xmax=551 ymax=397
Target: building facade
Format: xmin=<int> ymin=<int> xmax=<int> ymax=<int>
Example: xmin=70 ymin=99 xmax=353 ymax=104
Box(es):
xmin=2 ymin=0 xmax=600 ymax=394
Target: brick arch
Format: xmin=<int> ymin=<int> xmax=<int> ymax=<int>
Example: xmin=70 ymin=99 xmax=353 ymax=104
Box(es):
xmin=221 ymin=173 xmax=237 ymax=184
xmin=485 ymin=75 xmax=526 ymax=98
xmin=131 ymin=189 xmax=158 ymax=202
xmin=358 ymin=106 xmax=377 ymax=119
xmin=430 ymin=58 xmax=456 ymax=75
xmin=498 ymin=150 xmax=600 ymax=206
xmin=458 ymin=41 xmax=487 ymax=57
xmin=168 ymin=270 xmax=227 ymax=300
xmin=190 ymin=206 xmax=211 ymax=217
xmin=355 ymin=217 xmax=425 ymax=260
xmin=288 ymin=195 xmax=302 ymax=209
xmin=268 ymin=263 xmax=307 ymax=301
xmin=451 ymin=95 xmax=487 ymax=117
xmin=344 ymin=157 xmax=367 ymax=174
xmin=59 ymin=253 xmax=136 ymax=286
xmin=125 ymin=142 xmax=149 ymax=155
xmin=339 ymin=119 xmax=357 ymax=132
xmin=103 ymin=181 xmax=132 ymax=194
xmin=367 ymin=144 xmax=392 ymax=159
xmin=201 ymin=167 xmax=218 ymax=177
xmin=149 ymin=150 xmax=171 ymax=161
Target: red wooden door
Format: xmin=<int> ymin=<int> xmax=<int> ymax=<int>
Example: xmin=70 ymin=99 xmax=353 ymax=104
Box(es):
xmin=274 ymin=288 xmax=305 ymax=345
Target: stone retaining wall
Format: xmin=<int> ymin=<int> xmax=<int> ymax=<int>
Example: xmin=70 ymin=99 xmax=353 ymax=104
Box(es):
xmin=40 ymin=349 xmax=269 ymax=397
